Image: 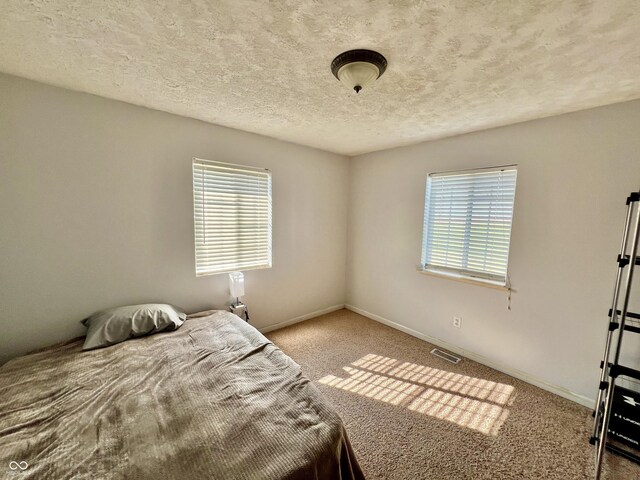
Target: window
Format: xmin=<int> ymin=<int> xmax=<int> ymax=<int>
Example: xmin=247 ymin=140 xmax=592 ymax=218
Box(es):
xmin=421 ymin=165 xmax=517 ymax=286
xmin=192 ymin=158 xmax=272 ymax=276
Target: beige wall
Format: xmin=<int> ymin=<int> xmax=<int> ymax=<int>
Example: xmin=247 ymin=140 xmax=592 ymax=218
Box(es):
xmin=346 ymin=100 xmax=640 ymax=401
xmin=0 ymin=73 xmax=349 ymax=364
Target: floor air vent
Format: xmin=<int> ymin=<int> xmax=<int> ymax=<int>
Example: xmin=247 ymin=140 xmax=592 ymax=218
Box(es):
xmin=430 ymin=348 xmax=461 ymax=364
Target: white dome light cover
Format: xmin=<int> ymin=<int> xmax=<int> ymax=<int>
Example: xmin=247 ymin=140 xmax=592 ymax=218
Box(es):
xmin=331 ymin=49 xmax=387 ymax=94
xmin=337 ymin=62 xmax=379 ymax=92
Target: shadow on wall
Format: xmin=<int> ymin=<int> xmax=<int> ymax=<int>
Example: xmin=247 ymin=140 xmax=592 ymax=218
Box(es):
xmin=318 ymin=353 xmax=516 ymax=436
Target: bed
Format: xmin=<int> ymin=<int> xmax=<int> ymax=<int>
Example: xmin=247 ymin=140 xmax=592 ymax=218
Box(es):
xmin=0 ymin=310 xmax=364 ymax=479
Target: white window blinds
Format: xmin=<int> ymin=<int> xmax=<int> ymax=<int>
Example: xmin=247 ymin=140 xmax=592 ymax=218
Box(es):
xmin=192 ymin=158 xmax=272 ymax=276
xmin=421 ymin=166 xmax=517 ymax=285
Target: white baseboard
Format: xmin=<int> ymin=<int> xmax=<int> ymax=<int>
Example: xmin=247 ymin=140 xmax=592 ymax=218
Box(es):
xmin=345 ymin=304 xmax=595 ymax=408
xmin=258 ymin=304 xmax=345 ymax=334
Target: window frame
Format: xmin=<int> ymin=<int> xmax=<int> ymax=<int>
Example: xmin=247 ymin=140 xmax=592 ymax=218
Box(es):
xmin=192 ymin=158 xmax=272 ymax=277
xmin=420 ymin=165 xmax=517 ymax=288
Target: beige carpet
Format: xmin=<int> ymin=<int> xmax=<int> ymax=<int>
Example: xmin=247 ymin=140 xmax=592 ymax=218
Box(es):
xmin=265 ymin=309 xmax=640 ymax=480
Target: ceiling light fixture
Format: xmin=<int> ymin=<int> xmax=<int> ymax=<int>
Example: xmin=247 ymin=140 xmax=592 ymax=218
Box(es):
xmin=331 ymin=49 xmax=387 ymax=94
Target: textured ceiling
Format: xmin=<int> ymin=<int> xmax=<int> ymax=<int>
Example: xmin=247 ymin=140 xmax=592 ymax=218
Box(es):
xmin=1 ymin=1 xmax=640 ymax=156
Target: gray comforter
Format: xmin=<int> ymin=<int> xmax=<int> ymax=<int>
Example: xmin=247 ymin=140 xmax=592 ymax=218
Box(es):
xmin=0 ymin=310 xmax=363 ymax=479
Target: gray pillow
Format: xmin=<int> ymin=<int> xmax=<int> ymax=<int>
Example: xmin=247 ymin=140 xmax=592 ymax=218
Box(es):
xmin=81 ymin=303 xmax=186 ymax=350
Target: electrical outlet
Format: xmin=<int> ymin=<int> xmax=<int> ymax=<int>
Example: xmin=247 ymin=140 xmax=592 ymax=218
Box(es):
xmin=452 ymin=316 xmax=462 ymax=328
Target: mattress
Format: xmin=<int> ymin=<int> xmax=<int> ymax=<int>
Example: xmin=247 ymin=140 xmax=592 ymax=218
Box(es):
xmin=0 ymin=310 xmax=364 ymax=479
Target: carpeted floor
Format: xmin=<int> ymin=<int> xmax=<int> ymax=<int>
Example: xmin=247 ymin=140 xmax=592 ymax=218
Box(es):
xmin=265 ymin=309 xmax=640 ymax=480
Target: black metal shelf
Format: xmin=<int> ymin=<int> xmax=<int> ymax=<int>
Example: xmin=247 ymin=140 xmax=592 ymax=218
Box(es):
xmin=607 ymin=310 xmax=640 ymax=333
xmin=599 ymin=362 xmax=640 ymax=381
xmin=593 ymin=192 xmax=640 ymax=478
xmin=607 ymin=322 xmax=640 ymax=335
xmin=611 ymin=364 xmax=640 ymax=381
xmin=605 ymin=442 xmax=640 ymax=465
xmin=588 ymin=437 xmax=640 ymax=465
xmin=617 ymin=255 xmax=640 ymax=267
xmin=608 ymin=309 xmax=640 ymax=321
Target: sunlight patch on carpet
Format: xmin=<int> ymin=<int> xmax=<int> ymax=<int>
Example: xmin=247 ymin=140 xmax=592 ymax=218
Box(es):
xmin=318 ymin=353 xmax=515 ymax=436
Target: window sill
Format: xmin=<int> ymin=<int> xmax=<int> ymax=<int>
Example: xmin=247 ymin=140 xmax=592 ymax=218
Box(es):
xmin=417 ymin=268 xmax=510 ymax=291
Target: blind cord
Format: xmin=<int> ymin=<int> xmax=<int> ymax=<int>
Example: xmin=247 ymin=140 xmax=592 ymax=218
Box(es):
xmin=201 ymin=168 xmax=205 ymax=245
